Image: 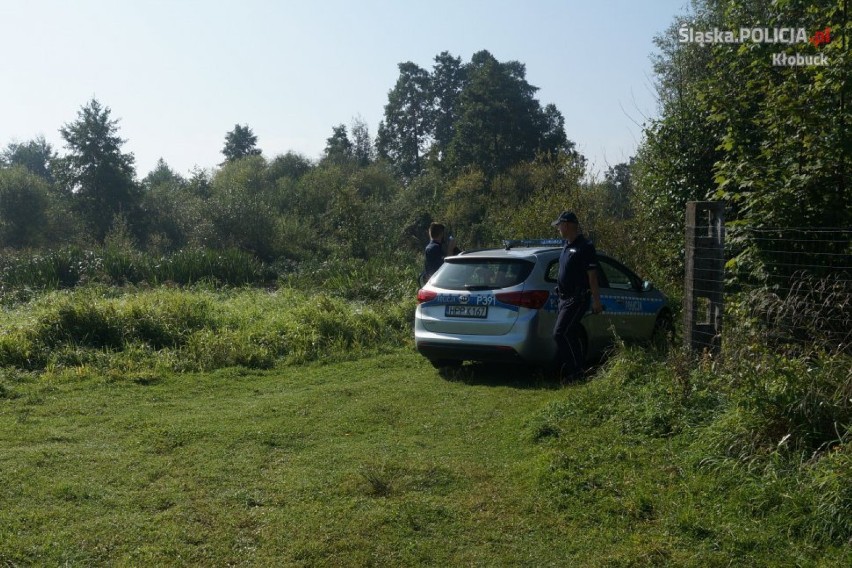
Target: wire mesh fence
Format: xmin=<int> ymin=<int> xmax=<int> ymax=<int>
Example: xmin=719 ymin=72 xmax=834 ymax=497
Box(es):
xmin=686 ymin=222 xmax=852 ymax=355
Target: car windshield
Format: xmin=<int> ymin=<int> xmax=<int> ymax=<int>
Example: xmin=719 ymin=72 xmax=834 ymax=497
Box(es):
xmin=431 ymin=258 xmax=534 ymax=291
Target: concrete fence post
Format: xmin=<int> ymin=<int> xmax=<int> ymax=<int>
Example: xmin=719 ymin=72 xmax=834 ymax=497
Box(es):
xmin=684 ymin=201 xmax=725 ymax=354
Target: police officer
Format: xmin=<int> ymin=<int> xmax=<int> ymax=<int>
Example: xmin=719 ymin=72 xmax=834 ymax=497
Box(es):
xmin=551 ymin=211 xmax=603 ymax=381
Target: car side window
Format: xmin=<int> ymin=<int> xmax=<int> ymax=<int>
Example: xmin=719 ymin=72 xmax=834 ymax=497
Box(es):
xmin=599 ymin=258 xmax=635 ymax=291
xmin=545 ymin=260 xmax=558 ymax=282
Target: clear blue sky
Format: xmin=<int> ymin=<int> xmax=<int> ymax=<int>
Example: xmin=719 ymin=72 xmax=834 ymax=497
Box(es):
xmin=1 ymin=0 xmax=691 ymax=178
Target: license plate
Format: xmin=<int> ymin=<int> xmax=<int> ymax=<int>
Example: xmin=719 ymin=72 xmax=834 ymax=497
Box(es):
xmin=445 ymin=305 xmax=488 ymax=318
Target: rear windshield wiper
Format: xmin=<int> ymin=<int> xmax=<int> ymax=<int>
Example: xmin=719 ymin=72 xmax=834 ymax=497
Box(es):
xmin=464 ymin=285 xmax=500 ymax=291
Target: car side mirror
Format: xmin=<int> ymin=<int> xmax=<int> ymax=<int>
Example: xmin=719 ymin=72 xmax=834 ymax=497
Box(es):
xmin=641 ymin=280 xmax=654 ymax=292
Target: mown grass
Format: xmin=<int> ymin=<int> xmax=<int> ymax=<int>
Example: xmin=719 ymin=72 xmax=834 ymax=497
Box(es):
xmin=0 ymin=352 xmax=574 ymax=566
xmin=1 ymin=338 xmax=849 ymax=565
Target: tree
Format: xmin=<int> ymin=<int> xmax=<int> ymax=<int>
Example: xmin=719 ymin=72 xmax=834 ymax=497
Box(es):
xmin=0 ymin=167 xmax=50 ymax=248
xmin=634 ymin=0 xmax=851 ymax=285
xmin=323 ymin=124 xmax=353 ymax=164
xmin=430 ymin=51 xmax=467 ymax=165
xmin=350 ymin=117 xmax=375 ymax=167
xmin=603 ymin=160 xmax=635 ymax=219
xmin=376 ymin=62 xmax=434 ymax=180
xmin=56 ymin=98 xmax=140 ymax=242
xmin=267 ymin=152 xmax=313 ymax=181
xmin=1 ymin=136 xmax=55 ymax=182
xmin=206 ymin=155 xmax=279 ymax=260
xmin=446 ymin=50 xmax=572 ymax=177
xmin=222 ymin=124 xmax=262 ymax=164
xmin=143 ymin=158 xmax=185 ymax=190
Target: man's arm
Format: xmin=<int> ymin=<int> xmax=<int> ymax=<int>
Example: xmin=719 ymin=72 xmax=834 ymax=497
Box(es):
xmin=588 ymin=268 xmax=603 ymax=314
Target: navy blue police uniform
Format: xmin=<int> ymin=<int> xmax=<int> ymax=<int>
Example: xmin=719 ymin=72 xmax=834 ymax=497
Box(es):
xmin=553 ymin=221 xmax=598 ymax=379
xmin=424 ymin=239 xmax=445 ymax=279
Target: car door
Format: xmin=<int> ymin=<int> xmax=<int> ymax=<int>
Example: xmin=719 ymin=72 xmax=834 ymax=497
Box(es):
xmin=597 ymin=256 xmax=656 ymax=341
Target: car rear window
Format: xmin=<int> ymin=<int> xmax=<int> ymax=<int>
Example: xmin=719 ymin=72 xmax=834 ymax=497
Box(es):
xmin=431 ymin=259 xmax=534 ymax=290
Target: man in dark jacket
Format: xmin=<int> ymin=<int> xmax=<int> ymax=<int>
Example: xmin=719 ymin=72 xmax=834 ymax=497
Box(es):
xmin=551 ymin=211 xmax=603 ymax=381
xmin=423 ymin=222 xmax=457 ymax=281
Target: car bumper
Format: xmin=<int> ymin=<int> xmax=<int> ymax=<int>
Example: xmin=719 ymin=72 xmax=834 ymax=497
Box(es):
xmin=414 ymin=314 xmax=556 ymax=364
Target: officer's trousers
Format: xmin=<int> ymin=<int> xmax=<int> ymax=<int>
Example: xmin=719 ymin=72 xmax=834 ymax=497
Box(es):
xmin=553 ymin=293 xmax=590 ymax=377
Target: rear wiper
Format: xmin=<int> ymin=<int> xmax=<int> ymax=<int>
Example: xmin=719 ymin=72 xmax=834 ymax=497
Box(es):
xmin=464 ymin=285 xmax=499 ymax=291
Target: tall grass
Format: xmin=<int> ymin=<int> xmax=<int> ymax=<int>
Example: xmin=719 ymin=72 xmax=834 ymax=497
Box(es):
xmin=278 ymin=249 xmax=420 ymax=302
xmin=0 ymin=246 xmax=271 ymax=296
xmin=0 ymin=286 xmax=414 ymax=374
xmin=530 ymin=339 xmax=851 ymax=551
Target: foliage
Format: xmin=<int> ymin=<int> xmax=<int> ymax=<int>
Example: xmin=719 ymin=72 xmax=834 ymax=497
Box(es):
xmin=634 ymin=0 xmax=852 ymax=286
xmin=221 ymin=123 xmax=262 ymax=164
xmin=323 ymin=124 xmax=354 ymax=164
xmin=1 ymin=48 xmax=586 ymax=260
xmin=377 ymin=61 xmax=434 ymax=180
xmin=0 ymin=167 xmax=50 ymax=248
xmin=446 ymin=50 xmax=570 ymax=177
xmin=55 ymin=98 xmax=141 ymax=242
xmin=378 ymin=50 xmax=578 ymax=182
xmin=0 ymin=136 xmax=55 ymax=182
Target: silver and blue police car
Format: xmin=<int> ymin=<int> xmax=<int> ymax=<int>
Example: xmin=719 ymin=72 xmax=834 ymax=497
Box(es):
xmin=414 ymin=240 xmax=673 ymax=368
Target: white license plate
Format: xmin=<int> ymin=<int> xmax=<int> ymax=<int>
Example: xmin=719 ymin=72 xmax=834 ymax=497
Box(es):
xmin=445 ymin=305 xmax=488 ymax=318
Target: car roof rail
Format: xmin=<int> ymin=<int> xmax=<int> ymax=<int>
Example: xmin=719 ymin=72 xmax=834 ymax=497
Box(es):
xmin=503 ymin=239 xmax=564 ymax=249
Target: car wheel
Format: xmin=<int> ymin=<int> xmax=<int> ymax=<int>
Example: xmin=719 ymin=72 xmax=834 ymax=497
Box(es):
xmin=651 ymin=313 xmax=675 ymax=351
xmin=428 ymin=359 xmax=463 ymax=369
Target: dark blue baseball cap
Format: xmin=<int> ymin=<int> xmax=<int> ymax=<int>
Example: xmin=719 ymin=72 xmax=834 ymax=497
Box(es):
xmin=551 ymin=211 xmax=579 ymax=226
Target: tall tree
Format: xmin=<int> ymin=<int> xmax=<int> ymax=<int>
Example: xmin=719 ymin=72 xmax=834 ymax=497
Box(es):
xmin=430 ymin=51 xmax=467 ymax=165
xmin=376 ymin=62 xmax=434 ymax=180
xmin=222 ymin=124 xmax=262 ymax=164
xmin=447 ymin=50 xmax=570 ymax=177
xmin=56 ymin=98 xmax=140 ymax=241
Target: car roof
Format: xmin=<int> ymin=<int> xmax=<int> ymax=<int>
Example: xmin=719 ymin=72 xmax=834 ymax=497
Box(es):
xmin=449 ymin=245 xmax=616 ymax=262
xmin=450 ymin=246 xmax=560 ymax=260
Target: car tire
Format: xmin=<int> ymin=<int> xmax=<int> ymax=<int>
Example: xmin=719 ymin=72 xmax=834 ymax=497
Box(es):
xmin=651 ymin=312 xmax=675 ymax=351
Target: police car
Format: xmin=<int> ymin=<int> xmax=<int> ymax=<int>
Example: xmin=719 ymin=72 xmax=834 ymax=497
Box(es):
xmin=414 ymin=240 xmax=673 ymax=368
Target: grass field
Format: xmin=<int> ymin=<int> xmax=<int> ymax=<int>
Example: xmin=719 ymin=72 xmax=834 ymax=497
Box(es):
xmin=1 ymin=345 xmax=849 ymax=566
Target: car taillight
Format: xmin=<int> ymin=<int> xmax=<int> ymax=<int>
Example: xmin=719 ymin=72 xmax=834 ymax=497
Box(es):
xmin=495 ymin=290 xmax=550 ymax=309
xmin=417 ymin=289 xmax=437 ymax=303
